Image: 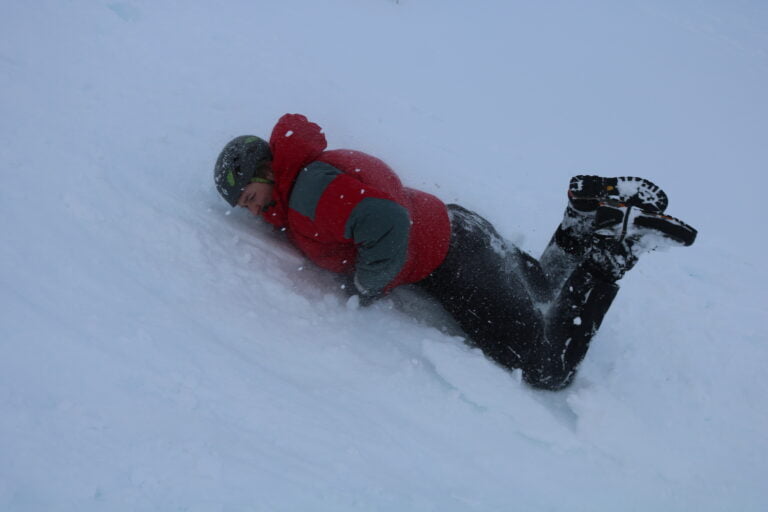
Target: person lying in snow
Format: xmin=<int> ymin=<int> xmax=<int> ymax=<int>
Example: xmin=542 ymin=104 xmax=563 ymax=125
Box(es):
xmin=214 ymin=113 xmax=696 ymax=390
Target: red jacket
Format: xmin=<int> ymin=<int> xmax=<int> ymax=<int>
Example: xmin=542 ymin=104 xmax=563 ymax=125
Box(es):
xmin=261 ymin=114 xmax=451 ymax=295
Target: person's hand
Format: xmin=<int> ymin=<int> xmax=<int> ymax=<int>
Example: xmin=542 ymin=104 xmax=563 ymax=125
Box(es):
xmin=338 ymin=274 xmax=380 ymax=308
xmin=357 ymin=291 xmax=379 ymax=307
xmin=345 ymin=291 xmax=379 ymax=309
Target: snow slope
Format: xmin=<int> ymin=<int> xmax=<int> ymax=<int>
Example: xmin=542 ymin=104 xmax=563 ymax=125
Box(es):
xmin=1 ymin=1 xmax=767 ymax=510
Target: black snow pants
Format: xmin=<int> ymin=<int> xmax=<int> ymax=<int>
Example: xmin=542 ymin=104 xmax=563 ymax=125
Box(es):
xmin=415 ymin=205 xmax=618 ymax=390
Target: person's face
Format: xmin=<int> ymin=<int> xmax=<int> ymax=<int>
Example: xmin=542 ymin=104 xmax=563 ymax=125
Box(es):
xmin=237 ymin=180 xmax=274 ymax=216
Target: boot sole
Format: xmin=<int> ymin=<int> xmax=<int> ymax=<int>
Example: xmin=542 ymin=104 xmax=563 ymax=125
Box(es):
xmin=569 ymin=175 xmax=669 ymax=213
xmin=595 ymin=203 xmax=697 ymax=246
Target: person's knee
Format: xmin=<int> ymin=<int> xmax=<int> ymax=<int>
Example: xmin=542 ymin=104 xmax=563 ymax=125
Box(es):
xmin=522 ymin=364 xmax=575 ymax=391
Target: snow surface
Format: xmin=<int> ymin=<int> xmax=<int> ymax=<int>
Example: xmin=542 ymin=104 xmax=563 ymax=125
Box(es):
xmin=2 ymin=1 xmax=767 ymax=510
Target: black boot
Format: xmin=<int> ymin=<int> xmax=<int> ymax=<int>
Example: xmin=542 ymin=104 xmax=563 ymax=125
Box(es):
xmin=540 ymin=175 xmax=676 ymax=289
xmin=583 ymin=202 xmax=697 ymax=283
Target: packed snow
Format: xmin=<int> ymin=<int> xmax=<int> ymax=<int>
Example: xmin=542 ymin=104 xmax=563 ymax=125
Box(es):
xmin=1 ymin=1 xmax=767 ymax=510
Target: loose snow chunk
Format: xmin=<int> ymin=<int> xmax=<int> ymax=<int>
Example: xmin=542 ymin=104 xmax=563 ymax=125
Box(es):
xmin=354 ymin=168 xmax=361 ymax=173
xmin=285 ymin=130 xmax=294 ymax=137
xmin=360 ymin=189 xmax=365 ymax=194
xmin=573 ymin=317 xmax=582 ymax=326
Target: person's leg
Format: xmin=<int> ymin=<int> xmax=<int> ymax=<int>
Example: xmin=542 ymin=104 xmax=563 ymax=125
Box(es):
xmin=504 ymin=241 xmax=555 ymax=304
xmin=417 ymin=205 xmax=545 ymax=370
xmin=526 ymin=199 xmax=697 ymax=390
xmin=538 ymin=208 xmax=593 ymax=293
xmin=523 ymin=249 xmax=620 ymax=390
xmin=418 ymin=195 xmax=695 ymax=391
xmin=417 ymin=204 xmax=624 ymax=384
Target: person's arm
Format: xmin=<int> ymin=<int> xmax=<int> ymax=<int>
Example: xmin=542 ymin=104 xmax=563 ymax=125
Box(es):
xmin=346 ymin=196 xmax=410 ymax=299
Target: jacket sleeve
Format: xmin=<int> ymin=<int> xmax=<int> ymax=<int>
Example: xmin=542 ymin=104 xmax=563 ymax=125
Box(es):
xmin=346 ymin=196 xmax=411 ymax=297
xmin=290 ymin=163 xmax=411 ymax=296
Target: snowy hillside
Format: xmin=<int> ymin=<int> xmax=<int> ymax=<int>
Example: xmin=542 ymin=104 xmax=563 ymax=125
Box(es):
xmin=1 ymin=1 xmax=767 ymax=510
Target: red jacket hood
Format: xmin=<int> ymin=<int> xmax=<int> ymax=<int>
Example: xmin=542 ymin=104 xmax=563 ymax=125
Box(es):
xmin=265 ymin=114 xmax=328 ymax=227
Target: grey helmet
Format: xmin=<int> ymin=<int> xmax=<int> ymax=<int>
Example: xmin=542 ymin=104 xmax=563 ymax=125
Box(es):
xmin=214 ymin=135 xmax=272 ymax=207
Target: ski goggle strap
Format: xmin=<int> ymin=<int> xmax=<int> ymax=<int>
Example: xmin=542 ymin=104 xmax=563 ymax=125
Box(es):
xmin=251 ymin=177 xmax=275 ymax=185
